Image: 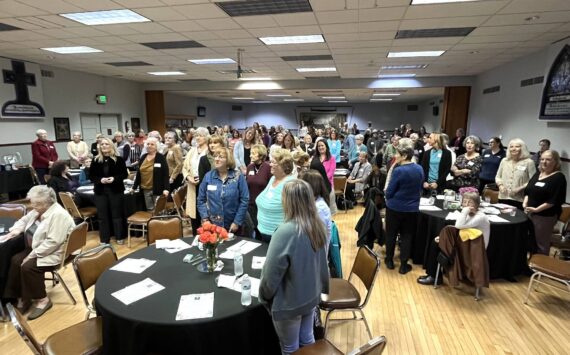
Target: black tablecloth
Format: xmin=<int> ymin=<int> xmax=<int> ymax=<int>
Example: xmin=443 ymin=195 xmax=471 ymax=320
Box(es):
xmin=0 ymin=169 xmax=34 ymax=194
xmin=0 ymin=217 xmax=23 ymax=300
xmin=76 ymin=185 xmax=145 ymax=217
xmin=94 ymin=237 xmax=280 ymax=355
xmin=412 ymin=201 xmax=530 ymax=280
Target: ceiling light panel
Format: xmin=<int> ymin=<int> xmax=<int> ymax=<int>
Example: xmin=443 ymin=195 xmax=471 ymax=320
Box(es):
xmin=60 ymin=9 xmax=150 ymax=26
xmin=284 ymin=99 xmax=304 ymax=102
xmin=396 ymin=27 xmax=475 ymax=39
xmin=381 ymin=65 xmax=428 ymax=70
xmin=106 ymin=61 xmax=152 ymax=67
xmin=216 ymin=0 xmax=312 ymax=17
xmin=148 ymin=71 xmax=185 ymax=76
xmin=267 ymin=94 xmax=291 ymax=97
xmin=142 ymin=41 xmax=205 ymax=49
xmin=378 ymin=74 xmax=417 ymax=78
xmin=281 ymin=55 xmax=333 ymax=61
xmin=189 ymin=58 xmax=236 ymax=64
xmin=387 ymin=51 xmax=445 ymax=58
xmin=259 ymin=35 xmax=324 ymax=45
xmin=411 ymin=0 xmax=480 ymax=4
xmin=370 ymin=98 xmax=393 ymax=101
xmin=41 ymin=46 xmax=103 ymax=54
xmin=322 ymin=96 xmax=345 ymax=99
xmin=372 ymin=93 xmax=401 ymax=96
xmin=296 ymin=67 xmax=336 ymax=72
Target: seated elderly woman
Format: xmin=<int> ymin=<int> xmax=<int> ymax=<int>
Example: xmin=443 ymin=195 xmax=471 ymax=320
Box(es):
xmin=1 ymin=185 xmax=75 ymax=320
xmin=417 ymin=191 xmax=490 ymax=285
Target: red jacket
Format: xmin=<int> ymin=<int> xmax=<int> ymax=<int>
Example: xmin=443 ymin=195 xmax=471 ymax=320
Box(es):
xmin=31 ymin=139 xmax=58 ymax=168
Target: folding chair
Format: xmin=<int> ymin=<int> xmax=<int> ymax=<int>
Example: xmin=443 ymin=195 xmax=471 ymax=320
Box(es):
xmin=524 ymin=254 xmax=570 ymax=304
xmin=127 ymin=194 xmax=168 ymax=247
xmin=147 ymin=216 xmax=183 ymax=246
xmin=58 ymin=192 xmax=97 ymax=230
xmin=333 ymin=176 xmax=348 ymax=213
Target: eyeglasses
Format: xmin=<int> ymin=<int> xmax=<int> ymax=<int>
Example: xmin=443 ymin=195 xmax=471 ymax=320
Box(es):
xmin=214 ymin=155 xmax=227 ymax=160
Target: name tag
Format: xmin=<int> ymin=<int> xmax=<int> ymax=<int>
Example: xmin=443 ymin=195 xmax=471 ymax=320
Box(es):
xmin=437 ymin=153 xmax=442 ymax=158
xmin=370 ymin=142 xmax=374 ymax=145
xmin=131 ymin=147 xmax=136 ymax=150
xmin=535 ymin=182 xmax=545 ymax=187
xmin=484 ymin=154 xmax=490 ymax=158
xmin=516 ymin=165 xmax=526 ymax=171
xmin=154 ymin=163 xmax=161 ymax=167
xmin=207 ymin=185 xmax=217 ymax=191
xmin=467 ymin=161 xmax=474 ymax=166
xmin=49 ymin=146 xmax=54 ymax=149
xmin=267 ymin=191 xmax=274 ymax=199
xmin=248 ymin=171 xmax=255 ymax=176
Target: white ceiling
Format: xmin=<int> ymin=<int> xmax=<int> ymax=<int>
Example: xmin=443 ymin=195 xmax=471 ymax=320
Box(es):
xmin=0 ymin=0 xmax=568 ymax=103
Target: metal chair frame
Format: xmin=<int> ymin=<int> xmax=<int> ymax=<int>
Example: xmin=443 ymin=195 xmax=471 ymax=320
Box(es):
xmin=127 ymin=194 xmax=167 ymax=248
xmin=333 ymin=176 xmax=348 ymax=214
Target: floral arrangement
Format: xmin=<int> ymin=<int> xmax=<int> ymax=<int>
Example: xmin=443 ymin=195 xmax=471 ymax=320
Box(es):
xmin=458 ymin=186 xmax=478 ymax=195
xmin=198 ymin=221 xmax=229 ymax=246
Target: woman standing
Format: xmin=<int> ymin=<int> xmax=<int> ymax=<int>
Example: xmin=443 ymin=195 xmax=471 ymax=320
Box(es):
xmin=90 ymin=137 xmax=128 ymax=244
xmin=164 ymin=131 xmax=184 ymax=191
xmin=384 ymin=138 xmax=424 ymax=274
xmin=259 ymin=180 xmax=329 ymax=355
xmin=134 ymin=129 xmax=146 ymax=147
xmin=133 ymin=137 xmax=170 ymax=211
xmin=228 ymin=129 xmax=241 ymax=151
xmin=314 ymin=139 xmax=335 ymax=189
xmin=282 ymin=132 xmax=300 ymax=153
xmin=524 ymin=150 xmax=567 ymax=255
xmin=125 ymin=132 xmax=142 ymax=170
xmin=66 ymin=131 xmax=89 ymax=168
xmin=246 ymin=144 xmax=272 ymax=234
xmin=421 ymin=132 xmax=452 ymax=194
xmin=256 ymin=149 xmax=295 ymax=242
xmin=270 ymin=132 xmax=284 ymax=156
xmin=495 ymin=138 xmax=536 ymax=209
xmin=197 ymin=148 xmax=249 ymax=232
xmin=234 ymin=127 xmax=257 ymax=175
xmin=299 ymin=170 xmax=332 ymax=250
xmin=114 ymin=131 xmax=130 ymax=164
xmin=451 ymin=128 xmax=466 ymax=156
xmin=478 ymin=137 xmax=505 ymax=191
xmin=327 ymin=130 xmax=342 ymax=164
xmin=448 ymin=135 xmax=483 ymax=190
xmin=182 ymin=127 xmax=209 ymax=234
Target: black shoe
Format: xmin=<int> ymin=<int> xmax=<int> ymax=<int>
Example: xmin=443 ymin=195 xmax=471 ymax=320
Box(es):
xmin=385 ymin=258 xmax=394 ymax=270
xmin=417 ymin=275 xmax=442 ymax=286
xmin=399 ymin=263 xmax=412 ymax=275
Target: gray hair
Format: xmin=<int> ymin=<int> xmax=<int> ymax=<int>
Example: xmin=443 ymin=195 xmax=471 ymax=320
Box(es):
xmin=410 ymin=133 xmax=419 ymax=140
xmin=27 ymin=185 xmax=57 ymax=206
xmin=396 ymin=138 xmax=415 ymax=161
xmin=36 ymin=129 xmax=47 ymax=136
xmin=463 ymin=135 xmax=481 ymax=150
xmin=440 ymin=133 xmax=450 ymax=146
xmin=506 ymin=138 xmax=530 ymax=160
xmin=72 ymin=131 xmax=82 ymax=137
xmin=194 ymin=127 xmax=210 ymax=138
xmin=355 ymin=134 xmax=364 ymax=141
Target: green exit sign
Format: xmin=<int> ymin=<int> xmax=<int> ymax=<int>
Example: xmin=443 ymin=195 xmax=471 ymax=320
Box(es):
xmin=96 ymin=94 xmax=107 ymax=104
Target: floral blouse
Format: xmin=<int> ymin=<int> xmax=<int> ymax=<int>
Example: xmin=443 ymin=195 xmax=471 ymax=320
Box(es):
xmin=450 ymin=154 xmax=482 ymax=189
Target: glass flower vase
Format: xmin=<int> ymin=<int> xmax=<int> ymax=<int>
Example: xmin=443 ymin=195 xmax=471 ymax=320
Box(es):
xmin=206 ymin=244 xmax=217 ymax=273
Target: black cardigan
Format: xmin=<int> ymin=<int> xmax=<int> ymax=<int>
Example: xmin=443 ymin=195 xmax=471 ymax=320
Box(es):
xmin=134 ymin=153 xmax=170 ymax=195
xmin=90 ymin=156 xmax=128 ymax=194
xmin=421 ymin=148 xmax=452 ymax=192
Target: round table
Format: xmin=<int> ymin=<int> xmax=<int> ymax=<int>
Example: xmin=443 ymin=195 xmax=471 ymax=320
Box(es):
xmin=94 ymin=237 xmax=280 ymax=355
xmin=412 ymin=201 xmax=530 ymax=280
xmin=76 ymin=184 xmax=145 ymax=217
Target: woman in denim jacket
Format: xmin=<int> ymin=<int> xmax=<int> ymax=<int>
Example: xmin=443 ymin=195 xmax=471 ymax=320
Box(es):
xmin=198 ymin=147 xmax=249 ymax=233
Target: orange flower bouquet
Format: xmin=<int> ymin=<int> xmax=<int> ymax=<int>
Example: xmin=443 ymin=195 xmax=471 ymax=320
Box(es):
xmin=198 ymin=221 xmax=229 ymax=272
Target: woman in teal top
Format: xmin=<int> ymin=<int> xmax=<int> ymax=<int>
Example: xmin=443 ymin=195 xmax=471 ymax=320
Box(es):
xmin=327 ymin=130 xmax=342 ymax=164
xmin=256 ymin=148 xmax=295 ymax=242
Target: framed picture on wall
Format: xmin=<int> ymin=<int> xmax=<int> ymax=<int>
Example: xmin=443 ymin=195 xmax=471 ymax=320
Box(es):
xmin=53 ymin=117 xmax=70 ymax=141
xmin=131 ymin=117 xmax=140 ymax=131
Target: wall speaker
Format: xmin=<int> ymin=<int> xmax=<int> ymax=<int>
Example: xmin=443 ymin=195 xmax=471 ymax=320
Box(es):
xmin=433 ymin=106 xmax=439 ymax=116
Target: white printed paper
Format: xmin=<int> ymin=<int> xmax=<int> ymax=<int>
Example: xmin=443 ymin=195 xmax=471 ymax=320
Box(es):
xmin=111 ymin=278 xmax=164 ymax=305
xmin=252 ymin=256 xmax=266 ymax=269
xmin=110 ymin=258 xmax=156 ymax=274
xmin=156 ymin=239 xmax=192 ymax=254
xmin=176 ymin=292 xmax=214 ymax=321
xmin=487 ymin=215 xmax=510 ymax=223
xmin=220 ymin=240 xmax=262 ymax=259
xmin=217 ymin=274 xmax=237 ymax=289
xmin=445 ymin=211 xmax=462 ymax=220
xmin=419 ymin=205 xmax=442 ymax=211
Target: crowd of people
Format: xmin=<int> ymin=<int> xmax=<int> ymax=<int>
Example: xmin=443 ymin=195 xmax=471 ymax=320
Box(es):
xmin=1 ymin=122 xmax=566 ymax=354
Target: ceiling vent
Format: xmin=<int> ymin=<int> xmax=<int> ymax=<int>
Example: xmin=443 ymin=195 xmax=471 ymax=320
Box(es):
xmin=217 ymin=69 xmax=257 ymax=75
xmin=407 ymin=105 xmax=419 ymax=111
xmin=520 ymin=76 xmax=544 ymax=87
xmin=395 ymin=27 xmax=475 ymax=39
xmin=482 ymin=86 xmax=500 ymax=94
xmin=216 ymin=0 xmax=312 ymax=17
xmin=281 ymin=55 xmax=333 ymax=61
xmin=232 ymin=105 xmax=243 ymax=111
xmin=106 ymin=61 xmax=152 ymax=67
xmin=40 ymin=70 xmax=54 ymax=78
xmin=141 ymin=40 xmax=204 ymax=49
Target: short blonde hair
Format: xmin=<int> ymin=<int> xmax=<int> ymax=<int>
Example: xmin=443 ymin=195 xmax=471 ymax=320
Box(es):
xmin=271 ymin=148 xmax=294 ymax=175
xmin=251 ymin=144 xmax=267 ymax=160
xmin=95 ymin=137 xmax=119 ymax=162
xmin=214 ymin=147 xmax=236 ymax=170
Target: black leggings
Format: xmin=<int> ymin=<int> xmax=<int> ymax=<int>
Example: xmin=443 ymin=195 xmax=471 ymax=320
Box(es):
xmin=385 ymin=208 xmax=417 ymax=262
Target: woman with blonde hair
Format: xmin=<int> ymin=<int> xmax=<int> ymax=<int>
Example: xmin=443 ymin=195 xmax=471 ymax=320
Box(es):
xmin=133 ymin=136 xmax=170 ymax=211
xmin=495 ymin=138 xmax=536 ymax=209
xmin=182 ymin=127 xmax=209 ymax=234
xmin=164 ymin=131 xmax=184 ymax=191
xmin=90 ymin=137 xmax=128 ymax=244
xmin=260 ymin=179 xmax=329 ymax=354
xmin=421 ymin=132 xmax=452 ymax=194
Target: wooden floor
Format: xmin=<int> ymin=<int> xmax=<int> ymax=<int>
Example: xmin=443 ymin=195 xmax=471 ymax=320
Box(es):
xmin=1 ymin=206 xmax=569 ymax=354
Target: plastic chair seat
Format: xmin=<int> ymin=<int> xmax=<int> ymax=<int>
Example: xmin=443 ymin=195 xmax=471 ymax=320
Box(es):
xmin=529 ymin=254 xmax=570 ymax=280
xmin=293 ymin=339 xmax=343 ymax=355
xmin=320 ymin=278 xmax=361 ymax=309
xmin=43 ymin=317 xmax=103 ymax=355
xmin=127 ymin=211 xmax=153 ymax=223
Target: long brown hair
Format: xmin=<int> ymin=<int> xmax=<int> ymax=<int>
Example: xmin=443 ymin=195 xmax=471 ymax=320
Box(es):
xmin=299 ymin=170 xmax=330 ymax=205
xmin=282 ymin=179 xmax=326 ymax=251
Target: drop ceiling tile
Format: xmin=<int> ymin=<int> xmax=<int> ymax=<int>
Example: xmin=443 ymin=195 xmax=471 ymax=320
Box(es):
xmin=405 ymin=1 xmax=507 ymax=19
xmin=471 ymin=24 xmax=561 ymax=36
xmin=64 ymin=0 xmax=122 ymax=11
xmin=34 ymin=28 xmax=79 ymax=39
xmin=116 ymin=0 xmax=166 ymax=7
xmin=460 ymin=33 xmax=539 ymax=44
xmin=233 ymin=15 xmax=279 ymax=29
xmin=224 ymin=38 xmax=262 ymax=46
xmin=123 ymin=33 xmax=189 ymax=43
xmin=0 ymin=30 xmax=51 ymax=41
xmin=0 ymin=1 xmax=49 ymax=16
xmin=328 ymin=40 xmax=391 ymax=49
xmin=282 ymin=25 xmax=322 ymax=36
xmin=484 ymin=11 xmax=570 ymax=26
xmin=272 ymin=12 xmax=318 ymax=26
xmin=309 ymin=0 xmax=347 ymax=11
xmin=35 ymin=15 xmax=81 ymax=27
xmin=17 ymin=0 xmax=83 ymax=13
xmin=498 ymin=0 xmax=570 ymax=14
xmin=134 ymin=7 xmax=187 ymax=21
xmin=95 ymin=36 xmax=133 ymax=45
xmin=246 ymin=27 xmax=286 ymax=37
xmin=212 ymin=29 xmax=252 ymax=39
xmin=315 ymin=10 xmax=358 ymax=25
xmin=197 ymin=39 xmax=232 ymax=47
xmin=126 ymin=22 xmax=172 ymax=34
xmin=358 ymin=21 xmax=400 ymax=32
xmin=173 ymin=4 xmax=228 ymax=19
xmin=400 ymin=16 xmax=489 ymax=30
xmin=358 ymin=7 xmax=407 ymax=22
xmin=64 ymin=26 xmax=110 ymax=37
xmin=160 ymin=20 xmax=205 ymax=32
xmin=97 ymin=24 xmax=140 ymax=36
xmin=181 ymin=31 xmax=220 ymax=40
xmin=0 ymin=18 xmax=44 ymax=30
xmin=195 ymin=18 xmax=241 ymax=30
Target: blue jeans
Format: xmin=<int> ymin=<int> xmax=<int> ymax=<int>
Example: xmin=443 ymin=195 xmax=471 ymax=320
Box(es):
xmin=272 ymin=311 xmax=315 ymax=355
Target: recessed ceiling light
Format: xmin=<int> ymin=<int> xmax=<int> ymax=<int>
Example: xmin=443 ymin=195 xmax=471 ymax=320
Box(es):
xmin=253 ymin=101 xmax=271 ymax=103
xmin=232 ymin=97 xmax=255 ymax=100
xmin=524 ymin=15 xmax=540 ymax=22
xmin=188 ymin=58 xmax=236 ymax=65
xmin=378 ymin=74 xmax=417 ymax=78
xmin=267 ymin=94 xmax=291 ymax=97
xmin=411 ymin=0 xmax=480 ymax=4
xmin=322 ymin=96 xmax=345 ymax=99
xmin=41 ymin=46 xmax=103 ymax=54
xmin=259 ymin=34 xmax=324 ymax=45
xmin=329 ymin=101 xmax=347 ymax=103
xmin=147 ymin=71 xmax=186 ymax=76
xmin=296 ymin=67 xmax=336 ymax=72
xmin=60 ymin=9 xmax=150 ymax=26
xmin=370 ymin=98 xmax=393 ymax=101
xmin=373 ymin=93 xmax=401 ymax=96
xmin=239 ymin=77 xmax=272 ymax=81
xmin=387 ymin=50 xmax=445 ymax=58
xmin=284 ymin=99 xmax=304 ymax=102
xmin=381 ymin=64 xmax=428 ymax=70
xmin=470 ymin=50 xmax=480 ymax=54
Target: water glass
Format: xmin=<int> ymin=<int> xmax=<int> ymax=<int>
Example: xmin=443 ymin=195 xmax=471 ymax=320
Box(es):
xmin=0 ymin=224 xmax=4 ymax=233
xmin=509 ymin=208 xmax=517 ymax=217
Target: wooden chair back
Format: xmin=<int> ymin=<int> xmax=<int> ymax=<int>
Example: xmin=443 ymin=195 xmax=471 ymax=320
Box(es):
xmin=147 ymin=216 xmax=183 ymax=245
xmin=59 ymin=192 xmax=82 ymax=219
xmin=153 ymin=194 xmax=168 ymax=216
xmin=60 ymin=222 xmax=88 ymax=268
xmin=73 ymin=245 xmax=118 ymax=305
xmin=0 ymin=203 xmax=26 ymax=219
xmin=350 ymin=246 xmax=380 ymax=307
xmin=333 ymin=176 xmax=347 ymax=195
xmin=482 ymin=187 xmax=499 ymax=204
